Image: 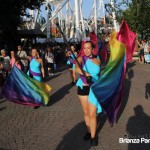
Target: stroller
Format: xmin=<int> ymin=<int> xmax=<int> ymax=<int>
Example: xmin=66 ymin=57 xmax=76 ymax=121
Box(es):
xmin=144 ymin=54 xmax=150 ymax=64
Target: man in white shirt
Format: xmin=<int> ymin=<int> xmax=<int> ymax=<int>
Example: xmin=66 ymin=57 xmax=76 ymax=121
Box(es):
xmin=45 ymin=47 xmax=54 ymax=76
xmin=17 ymin=45 xmax=28 ymax=73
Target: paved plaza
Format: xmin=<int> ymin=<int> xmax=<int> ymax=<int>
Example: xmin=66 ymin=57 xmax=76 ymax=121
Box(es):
xmin=0 ymin=61 xmax=150 ymax=150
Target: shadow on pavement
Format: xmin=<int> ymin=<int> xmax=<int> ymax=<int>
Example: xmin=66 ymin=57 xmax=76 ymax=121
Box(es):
xmin=127 ymin=61 xmax=136 ymax=69
xmin=126 ymin=68 xmax=134 ymax=80
xmin=126 ymin=105 xmax=150 ymax=150
xmin=55 ymin=122 xmax=92 ymax=150
xmin=47 ymin=83 xmax=73 ymax=106
xmin=56 ymin=115 xmax=107 ymax=150
xmin=0 ymin=99 xmax=7 ymax=104
xmin=0 ymin=99 xmax=6 ymax=111
xmin=116 ymin=78 xmax=131 ymax=123
xmin=0 ymin=107 xmax=6 ymax=111
xmin=45 ymin=65 xmax=67 ymax=76
xmin=145 ymin=83 xmax=150 ymax=100
xmin=0 ymin=148 xmax=9 ymax=150
xmin=96 ymin=113 xmax=107 ymax=135
xmin=54 ymin=65 xmax=68 ymax=73
xmin=116 ymin=63 xmax=134 ymax=123
xmin=0 ymin=100 xmax=6 ymax=104
xmin=45 ymin=73 xmax=61 ymax=82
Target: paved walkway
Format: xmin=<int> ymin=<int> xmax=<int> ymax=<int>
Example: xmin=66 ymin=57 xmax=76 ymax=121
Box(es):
xmin=0 ymin=61 xmax=150 ymax=150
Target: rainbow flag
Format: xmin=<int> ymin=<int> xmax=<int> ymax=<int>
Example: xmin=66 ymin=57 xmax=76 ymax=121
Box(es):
xmin=1 ymin=66 xmax=51 ymax=106
xmin=91 ymin=21 xmax=136 ymax=125
xmin=116 ymin=20 xmax=137 ymax=63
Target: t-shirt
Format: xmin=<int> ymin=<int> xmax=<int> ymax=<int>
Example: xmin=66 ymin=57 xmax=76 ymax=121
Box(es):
xmin=45 ymin=52 xmax=54 ymax=63
xmin=17 ymin=50 xmax=28 ymax=66
xmin=144 ymin=44 xmax=148 ymax=53
xmin=0 ymin=56 xmax=10 ymax=70
xmin=10 ymin=57 xmax=15 ymax=68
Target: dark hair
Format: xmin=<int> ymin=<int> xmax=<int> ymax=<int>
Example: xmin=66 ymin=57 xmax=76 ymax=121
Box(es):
xmin=84 ymin=41 xmax=95 ymax=49
xmin=15 ymin=55 xmax=21 ymax=62
xmin=142 ymin=39 xmax=146 ymax=42
xmin=70 ymin=43 xmax=77 ymax=53
xmin=70 ymin=43 xmax=77 ymax=49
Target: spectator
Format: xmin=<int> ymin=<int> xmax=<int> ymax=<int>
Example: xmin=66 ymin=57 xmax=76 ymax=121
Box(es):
xmin=137 ymin=39 xmax=147 ymax=64
xmin=45 ymin=47 xmax=54 ymax=76
xmin=10 ymin=50 xmax=21 ymax=70
xmin=17 ymin=45 xmax=28 ymax=73
xmin=27 ymin=48 xmax=45 ymax=82
xmin=0 ymin=49 xmax=10 ymax=78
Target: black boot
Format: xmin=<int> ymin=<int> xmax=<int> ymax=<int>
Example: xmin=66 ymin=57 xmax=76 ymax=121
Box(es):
xmin=71 ymin=82 xmax=76 ymax=86
xmin=83 ymin=132 xmax=91 ymax=141
xmin=34 ymin=106 xmax=40 ymax=109
xmin=91 ymin=136 xmax=98 ymax=146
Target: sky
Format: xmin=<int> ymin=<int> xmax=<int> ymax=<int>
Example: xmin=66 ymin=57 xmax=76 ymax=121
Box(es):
xmin=39 ymin=0 xmax=111 ymax=20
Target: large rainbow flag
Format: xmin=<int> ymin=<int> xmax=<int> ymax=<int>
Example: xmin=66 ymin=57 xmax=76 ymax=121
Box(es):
xmin=1 ymin=66 xmax=51 ymax=106
xmin=91 ymin=20 xmax=136 ymax=125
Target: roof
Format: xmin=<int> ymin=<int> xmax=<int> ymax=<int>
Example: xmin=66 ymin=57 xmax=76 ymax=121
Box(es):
xmin=17 ymin=29 xmax=46 ymax=38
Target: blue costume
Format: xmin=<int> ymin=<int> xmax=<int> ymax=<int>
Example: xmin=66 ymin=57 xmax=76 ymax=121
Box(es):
xmin=67 ymin=54 xmax=76 ymax=70
xmin=76 ymin=56 xmax=102 ymax=113
xmin=27 ymin=58 xmax=42 ymax=82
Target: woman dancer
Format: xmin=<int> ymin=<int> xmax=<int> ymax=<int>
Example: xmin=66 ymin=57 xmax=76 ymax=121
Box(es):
xmin=27 ymin=48 xmax=45 ymax=82
xmin=66 ymin=44 xmax=78 ymax=85
xmin=1 ymin=48 xmax=51 ymax=106
xmin=75 ymin=41 xmax=102 ymax=146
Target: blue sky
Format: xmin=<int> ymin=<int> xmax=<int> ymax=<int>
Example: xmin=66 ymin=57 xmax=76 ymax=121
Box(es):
xmin=39 ymin=0 xmax=111 ymax=19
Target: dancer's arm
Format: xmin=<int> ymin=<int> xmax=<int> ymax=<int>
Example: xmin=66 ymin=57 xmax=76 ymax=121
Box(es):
xmin=75 ymin=57 xmax=90 ymax=76
xmin=40 ymin=59 xmax=45 ymax=79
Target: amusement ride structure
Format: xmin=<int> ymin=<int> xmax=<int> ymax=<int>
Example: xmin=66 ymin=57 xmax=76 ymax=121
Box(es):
xmin=23 ymin=0 xmax=118 ymax=42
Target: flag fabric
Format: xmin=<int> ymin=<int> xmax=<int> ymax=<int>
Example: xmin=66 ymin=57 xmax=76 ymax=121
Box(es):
xmin=99 ymin=40 xmax=108 ymax=62
xmin=98 ymin=38 xmax=103 ymax=53
xmin=91 ymin=20 xmax=136 ymax=125
xmin=116 ymin=20 xmax=137 ymax=63
xmin=77 ymin=31 xmax=99 ymax=58
xmin=77 ymin=40 xmax=86 ymax=58
xmin=1 ymin=66 xmax=51 ymax=106
xmin=89 ymin=31 xmax=98 ymax=55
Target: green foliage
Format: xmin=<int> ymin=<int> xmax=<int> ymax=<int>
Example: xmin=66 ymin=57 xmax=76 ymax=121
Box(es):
xmin=116 ymin=0 xmax=150 ymax=37
xmin=0 ymin=0 xmax=45 ymax=27
xmin=0 ymin=0 xmax=45 ymax=49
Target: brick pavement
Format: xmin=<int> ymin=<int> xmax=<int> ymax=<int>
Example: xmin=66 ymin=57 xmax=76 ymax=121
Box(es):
xmin=0 ymin=61 xmax=150 ymax=150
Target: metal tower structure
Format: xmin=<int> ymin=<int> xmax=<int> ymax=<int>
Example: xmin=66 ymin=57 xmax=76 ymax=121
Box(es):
xmin=24 ymin=0 xmax=119 ymax=42
xmin=109 ymin=0 xmax=118 ymax=31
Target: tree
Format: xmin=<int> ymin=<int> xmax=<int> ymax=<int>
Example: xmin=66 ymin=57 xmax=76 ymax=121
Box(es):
xmin=0 ymin=0 xmax=45 ymax=49
xmin=115 ymin=0 xmax=150 ymax=38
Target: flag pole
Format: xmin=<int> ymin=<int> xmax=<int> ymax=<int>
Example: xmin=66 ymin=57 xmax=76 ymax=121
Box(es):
xmin=55 ymin=22 xmax=87 ymax=78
